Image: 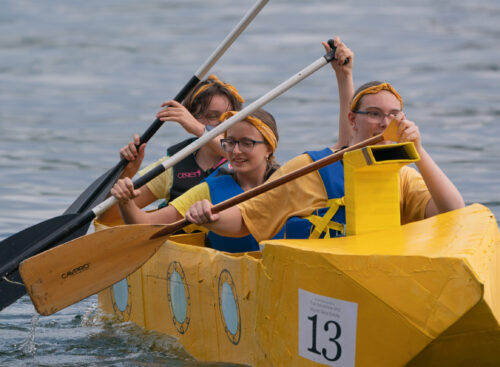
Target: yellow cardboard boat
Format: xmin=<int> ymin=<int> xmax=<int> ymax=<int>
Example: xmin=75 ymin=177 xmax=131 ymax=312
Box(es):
xmin=98 ymin=143 xmax=500 ymax=366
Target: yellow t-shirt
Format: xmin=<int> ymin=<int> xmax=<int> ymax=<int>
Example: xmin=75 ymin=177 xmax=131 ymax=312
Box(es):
xmin=169 ymin=182 xmax=212 ymax=216
xmin=139 ymin=157 xmax=174 ymax=200
xmin=399 ymin=165 xmax=431 ymax=224
xmin=239 ymin=153 xmax=431 ymax=242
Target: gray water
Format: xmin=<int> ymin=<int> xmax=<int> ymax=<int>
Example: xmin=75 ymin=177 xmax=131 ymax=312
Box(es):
xmin=1 ymin=0 xmax=499 ymax=365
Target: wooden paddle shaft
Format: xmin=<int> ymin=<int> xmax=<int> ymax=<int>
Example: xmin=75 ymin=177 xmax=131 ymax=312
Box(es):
xmin=211 ymin=119 xmax=399 ymax=213
xmin=151 ymin=130 xmax=390 ymax=238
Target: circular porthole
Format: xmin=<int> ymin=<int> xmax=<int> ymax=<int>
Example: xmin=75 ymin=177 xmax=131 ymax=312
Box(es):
xmin=218 ymin=269 xmax=241 ymax=345
xmin=167 ymin=261 xmax=191 ymax=334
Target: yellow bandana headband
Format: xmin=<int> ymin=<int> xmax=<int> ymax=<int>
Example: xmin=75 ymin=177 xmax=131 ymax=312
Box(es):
xmin=190 ymin=75 xmax=244 ymax=107
xmin=350 ymin=82 xmax=403 ymax=111
xmin=220 ymin=111 xmax=278 ymax=152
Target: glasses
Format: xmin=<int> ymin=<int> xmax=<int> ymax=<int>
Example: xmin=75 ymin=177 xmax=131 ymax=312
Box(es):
xmin=220 ymin=138 xmax=266 ymax=153
xmin=194 ymin=112 xmax=222 ymax=125
xmin=353 ymin=109 xmax=402 ymax=123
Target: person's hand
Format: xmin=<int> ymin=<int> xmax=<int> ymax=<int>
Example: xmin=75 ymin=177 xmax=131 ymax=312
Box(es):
xmin=157 ymin=100 xmax=204 ymax=136
xmin=322 ymin=36 xmax=354 ymax=76
xmin=111 ymin=178 xmax=140 ymax=204
xmin=185 ymin=199 xmax=220 ymax=224
xmin=120 ymin=133 xmax=146 ymax=178
xmin=396 ymin=115 xmax=422 ymax=150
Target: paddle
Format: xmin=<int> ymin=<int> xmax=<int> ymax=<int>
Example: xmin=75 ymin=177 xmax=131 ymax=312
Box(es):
xmin=0 ymin=0 xmax=268 ymax=312
xmin=20 ymin=119 xmax=399 ymax=316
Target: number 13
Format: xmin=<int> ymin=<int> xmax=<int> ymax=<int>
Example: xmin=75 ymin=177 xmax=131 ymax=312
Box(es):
xmin=307 ymin=314 xmax=342 ymax=362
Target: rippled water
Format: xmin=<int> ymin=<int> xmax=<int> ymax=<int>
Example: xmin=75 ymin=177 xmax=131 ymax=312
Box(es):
xmin=1 ymin=0 xmax=499 ymax=365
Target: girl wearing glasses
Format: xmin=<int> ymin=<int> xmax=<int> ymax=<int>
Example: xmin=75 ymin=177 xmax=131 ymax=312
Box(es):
xmin=99 ymin=75 xmax=243 ymax=224
xmin=183 ymin=80 xmax=465 ymax=243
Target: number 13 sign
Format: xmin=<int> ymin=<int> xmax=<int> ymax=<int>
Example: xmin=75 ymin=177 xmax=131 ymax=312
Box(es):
xmin=298 ymin=289 xmax=358 ymax=366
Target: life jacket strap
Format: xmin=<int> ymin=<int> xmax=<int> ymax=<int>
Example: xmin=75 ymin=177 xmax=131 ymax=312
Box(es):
xmin=304 ymin=197 xmax=345 ymax=239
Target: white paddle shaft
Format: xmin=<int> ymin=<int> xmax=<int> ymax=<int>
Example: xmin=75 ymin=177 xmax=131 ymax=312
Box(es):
xmin=195 ymin=0 xmax=269 ymax=78
xmin=93 ymin=53 xmax=333 ymax=217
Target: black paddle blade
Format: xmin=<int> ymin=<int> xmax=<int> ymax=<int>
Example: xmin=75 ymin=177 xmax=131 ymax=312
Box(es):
xmin=0 ymin=213 xmax=89 ymax=311
xmin=0 ymin=271 xmax=27 ymax=311
xmin=63 ymin=163 xmax=125 ymax=215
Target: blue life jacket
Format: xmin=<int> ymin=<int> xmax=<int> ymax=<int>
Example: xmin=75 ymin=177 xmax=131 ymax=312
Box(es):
xmin=280 ymin=148 xmax=346 ymax=239
xmin=204 ymin=174 xmax=261 ymax=253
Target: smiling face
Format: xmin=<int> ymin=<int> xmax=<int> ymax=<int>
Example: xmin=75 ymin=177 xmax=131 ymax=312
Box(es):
xmin=349 ymin=90 xmax=403 ymax=144
xmin=225 ymin=121 xmax=272 ymax=178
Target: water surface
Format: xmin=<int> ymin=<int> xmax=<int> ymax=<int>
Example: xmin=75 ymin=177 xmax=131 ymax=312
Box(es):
xmin=1 ymin=0 xmax=499 ymax=365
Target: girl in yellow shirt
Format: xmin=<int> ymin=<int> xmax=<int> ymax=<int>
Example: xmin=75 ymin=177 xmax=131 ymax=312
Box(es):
xmin=183 ymin=82 xmax=465 ymax=242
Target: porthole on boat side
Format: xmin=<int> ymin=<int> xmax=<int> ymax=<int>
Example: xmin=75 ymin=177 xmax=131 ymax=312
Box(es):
xmin=111 ymin=277 xmax=132 ymax=320
xmin=218 ymin=269 xmax=241 ymax=345
xmin=167 ymin=261 xmax=191 ymax=334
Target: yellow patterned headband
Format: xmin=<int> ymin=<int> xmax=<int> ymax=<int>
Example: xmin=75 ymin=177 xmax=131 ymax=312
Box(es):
xmin=220 ymin=111 xmax=278 ymax=152
xmin=350 ymin=82 xmax=403 ymax=111
xmin=190 ymin=75 xmax=244 ymax=108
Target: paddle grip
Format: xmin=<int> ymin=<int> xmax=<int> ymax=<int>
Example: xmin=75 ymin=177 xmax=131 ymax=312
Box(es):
xmin=327 ymin=39 xmax=349 ymax=65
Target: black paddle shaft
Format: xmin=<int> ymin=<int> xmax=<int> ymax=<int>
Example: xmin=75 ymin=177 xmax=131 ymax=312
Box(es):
xmin=64 ymin=75 xmax=201 ymax=215
xmin=132 ymin=76 xmax=201 ymax=155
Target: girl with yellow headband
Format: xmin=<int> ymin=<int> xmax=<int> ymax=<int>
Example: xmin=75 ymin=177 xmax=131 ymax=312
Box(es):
xmin=182 ymin=42 xmax=465 ymax=244
xmin=110 ymin=108 xmax=280 ymax=252
xmin=99 ymin=75 xmax=243 ymax=224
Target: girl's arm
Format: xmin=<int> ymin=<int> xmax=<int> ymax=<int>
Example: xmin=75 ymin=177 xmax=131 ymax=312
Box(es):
xmin=98 ymin=133 xmax=152 ymax=223
xmin=185 ymin=200 xmax=250 ymax=237
xmin=118 ymin=199 xmax=183 ymax=225
xmin=156 ymin=99 xmax=226 ymax=157
xmin=416 ymin=147 xmax=465 ymax=217
xmin=397 ymin=119 xmax=465 ymax=217
xmin=323 ymin=36 xmax=355 ymax=149
xmin=101 ymin=177 xmax=182 ymax=224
